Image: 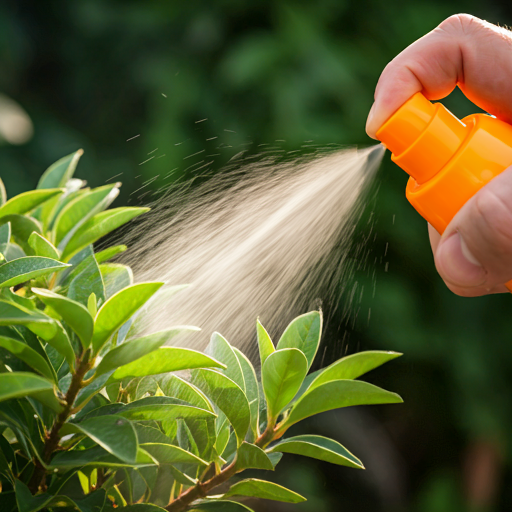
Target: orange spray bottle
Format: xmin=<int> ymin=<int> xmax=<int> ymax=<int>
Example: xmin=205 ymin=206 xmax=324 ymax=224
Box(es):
xmin=375 ymin=92 xmax=512 ymax=291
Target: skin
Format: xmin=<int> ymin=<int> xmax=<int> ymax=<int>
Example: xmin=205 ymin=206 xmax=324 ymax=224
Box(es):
xmin=366 ymin=14 xmax=512 ymax=297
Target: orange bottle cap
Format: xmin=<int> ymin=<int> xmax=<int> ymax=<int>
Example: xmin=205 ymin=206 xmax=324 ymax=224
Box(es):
xmin=376 ymin=92 xmax=469 ymax=184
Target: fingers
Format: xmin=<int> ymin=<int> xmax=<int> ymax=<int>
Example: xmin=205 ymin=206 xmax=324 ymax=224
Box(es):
xmin=366 ymin=14 xmax=512 ymax=138
xmin=431 ymin=166 xmax=512 ymax=297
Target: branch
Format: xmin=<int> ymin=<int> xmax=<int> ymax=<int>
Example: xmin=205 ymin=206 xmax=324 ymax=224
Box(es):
xmin=28 ymin=352 xmax=92 ymax=493
xmin=167 ymin=423 xmax=280 ymax=512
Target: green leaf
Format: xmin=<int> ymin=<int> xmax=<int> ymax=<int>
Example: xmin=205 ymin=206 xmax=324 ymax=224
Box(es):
xmin=0 ymin=300 xmax=56 ymax=340
xmin=68 ymin=254 xmax=105 ymax=307
xmin=88 ymin=293 xmax=97 ymax=317
xmin=92 ymin=282 xmax=163 ymax=354
xmin=113 ymin=346 xmax=223 ymax=379
xmin=233 ymin=347 xmax=259 ymax=440
xmin=119 ymin=402 xmax=216 ymax=423
xmin=207 ymin=332 xmax=245 ymax=392
xmin=100 ymin=263 xmax=133 ymax=299
xmin=54 ymin=183 xmax=121 ymax=248
xmin=257 ymin=319 xmax=274 ymax=366
xmin=192 ymin=369 xmax=250 ymax=446
xmin=96 ymin=327 xmax=200 ymax=377
xmin=0 ymin=189 xmax=64 ymax=220
xmin=0 ymin=215 xmax=41 ymax=254
xmin=61 ymin=207 xmax=149 ymax=262
xmin=304 ymin=351 xmax=403 ymax=394
xmin=134 ymin=424 xmax=175 ymax=444
xmin=27 ymin=232 xmax=59 ymax=260
xmin=46 ymin=321 xmax=76 ymax=370
xmin=0 ymin=221 xmax=10 ymax=245
xmin=281 ymin=380 xmax=403 ymax=430
xmin=95 ymin=244 xmax=127 ymax=263
xmin=0 ymin=335 xmax=55 ymax=381
xmin=32 ymin=288 xmax=93 ymax=349
xmin=224 ymin=478 xmax=306 ymax=503
xmin=161 ymin=374 xmax=213 ymax=411
xmin=62 ymin=415 xmax=138 ymax=463
xmin=37 ymin=150 xmax=83 ymax=189
xmin=276 ymin=311 xmax=322 ymax=370
xmin=262 ymin=348 xmax=308 ymax=421
xmin=0 ymin=372 xmax=61 ymax=411
xmin=234 ymin=442 xmax=273 ymax=471
xmin=141 ymin=443 xmax=208 ymax=466
xmin=0 ymin=257 xmax=69 ymax=288
xmin=269 ymin=434 xmax=364 ymax=469
xmin=121 ymin=505 xmax=167 ymax=512
xmin=50 ymin=445 xmax=155 ymax=469
xmin=0 ymin=178 xmax=6 ymax=206
xmin=189 ymin=501 xmax=254 ymax=512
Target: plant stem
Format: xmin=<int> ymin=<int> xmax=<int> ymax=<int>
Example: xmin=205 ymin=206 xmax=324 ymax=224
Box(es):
xmin=167 ymin=423 xmax=280 ymax=512
xmin=28 ymin=353 xmax=92 ymax=493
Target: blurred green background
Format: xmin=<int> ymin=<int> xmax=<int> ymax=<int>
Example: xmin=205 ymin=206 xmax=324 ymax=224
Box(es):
xmin=2 ymin=0 xmax=512 ymax=510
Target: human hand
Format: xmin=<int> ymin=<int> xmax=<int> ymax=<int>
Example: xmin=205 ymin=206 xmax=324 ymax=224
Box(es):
xmin=366 ymin=14 xmax=512 ymax=296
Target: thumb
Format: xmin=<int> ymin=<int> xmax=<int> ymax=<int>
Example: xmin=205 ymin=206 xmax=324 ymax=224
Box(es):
xmin=434 ymin=166 xmax=512 ymax=296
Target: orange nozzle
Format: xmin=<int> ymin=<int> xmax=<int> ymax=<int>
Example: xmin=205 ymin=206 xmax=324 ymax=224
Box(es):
xmin=376 ymin=93 xmax=469 ymax=184
xmin=375 ymin=92 xmax=512 ymax=290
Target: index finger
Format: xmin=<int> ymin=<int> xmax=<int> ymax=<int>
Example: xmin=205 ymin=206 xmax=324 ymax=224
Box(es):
xmin=366 ymin=14 xmax=512 ymax=138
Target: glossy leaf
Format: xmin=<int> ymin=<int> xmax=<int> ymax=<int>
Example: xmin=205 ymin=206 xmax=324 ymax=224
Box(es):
xmin=161 ymin=374 xmax=213 ymax=411
xmin=119 ymin=402 xmax=216 ymax=423
xmin=92 ymin=282 xmax=163 ymax=354
xmin=234 ymin=442 xmax=273 ymax=471
xmin=54 ymin=183 xmax=120 ymax=247
xmin=141 ymin=442 xmax=208 ymax=466
xmin=0 ymin=178 xmax=5 ymax=205
xmin=68 ymin=254 xmax=105 ymax=307
xmin=50 ymin=445 xmax=155 ymax=469
xmin=207 ymin=332 xmax=245 ymax=392
xmin=0 ymin=300 xmax=56 ymax=340
xmin=276 ymin=310 xmax=322 ymax=370
xmin=0 ymin=221 xmax=10 ymax=245
xmin=257 ymin=319 xmax=274 ymax=366
xmin=32 ymin=288 xmax=93 ymax=349
xmin=0 ymin=335 xmax=55 ymax=381
xmin=95 ymin=244 xmax=127 ymax=263
xmin=0 ymin=372 xmax=61 ymax=411
xmin=189 ymin=501 xmax=254 ymax=512
xmin=0 ymin=257 xmax=69 ymax=288
xmin=304 ymin=350 xmax=403 ymax=394
xmin=113 ymin=345 xmax=222 ymax=380
xmin=192 ymin=369 xmax=250 ymax=446
xmin=46 ymin=321 xmax=76 ymax=370
xmin=100 ymin=263 xmax=133 ymax=299
xmin=61 ymin=207 xmax=149 ymax=261
xmin=122 ymin=505 xmax=167 ymax=512
xmin=0 ymin=214 xmax=41 ymax=254
xmin=224 ymin=478 xmax=306 ymax=503
xmin=269 ymin=434 xmax=364 ymax=468
xmin=0 ymin=189 xmax=63 ymax=220
xmin=37 ymin=150 xmax=82 ymax=189
xmin=28 ymin=232 xmax=59 ymax=260
xmin=62 ymin=415 xmax=138 ymax=463
xmin=281 ymin=380 xmax=403 ymax=430
xmin=233 ymin=347 xmax=259 ymax=439
xmin=262 ymin=348 xmax=307 ymax=421
xmin=96 ymin=327 xmax=199 ymax=377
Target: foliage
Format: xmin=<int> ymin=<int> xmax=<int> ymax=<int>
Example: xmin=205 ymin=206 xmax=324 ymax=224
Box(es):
xmin=0 ymin=152 xmax=402 ymax=511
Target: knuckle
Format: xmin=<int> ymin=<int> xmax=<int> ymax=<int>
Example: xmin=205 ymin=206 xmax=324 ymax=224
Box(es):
xmin=439 ymin=14 xmax=480 ymax=36
xmin=473 ymin=187 xmax=512 ymax=248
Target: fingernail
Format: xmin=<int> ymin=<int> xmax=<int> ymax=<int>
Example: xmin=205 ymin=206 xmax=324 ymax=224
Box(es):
xmin=436 ymin=232 xmax=486 ymax=287
xmin=366 ymin=102 xmax=377 ymax=139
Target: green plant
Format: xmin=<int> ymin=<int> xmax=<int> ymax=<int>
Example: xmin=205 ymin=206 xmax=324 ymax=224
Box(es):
xmin=0 ymin=151 xmax=403 ymax=512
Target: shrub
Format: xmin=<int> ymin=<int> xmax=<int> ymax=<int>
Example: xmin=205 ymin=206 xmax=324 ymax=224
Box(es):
xmin=0 ymin=150 xmax=403 ymax=512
